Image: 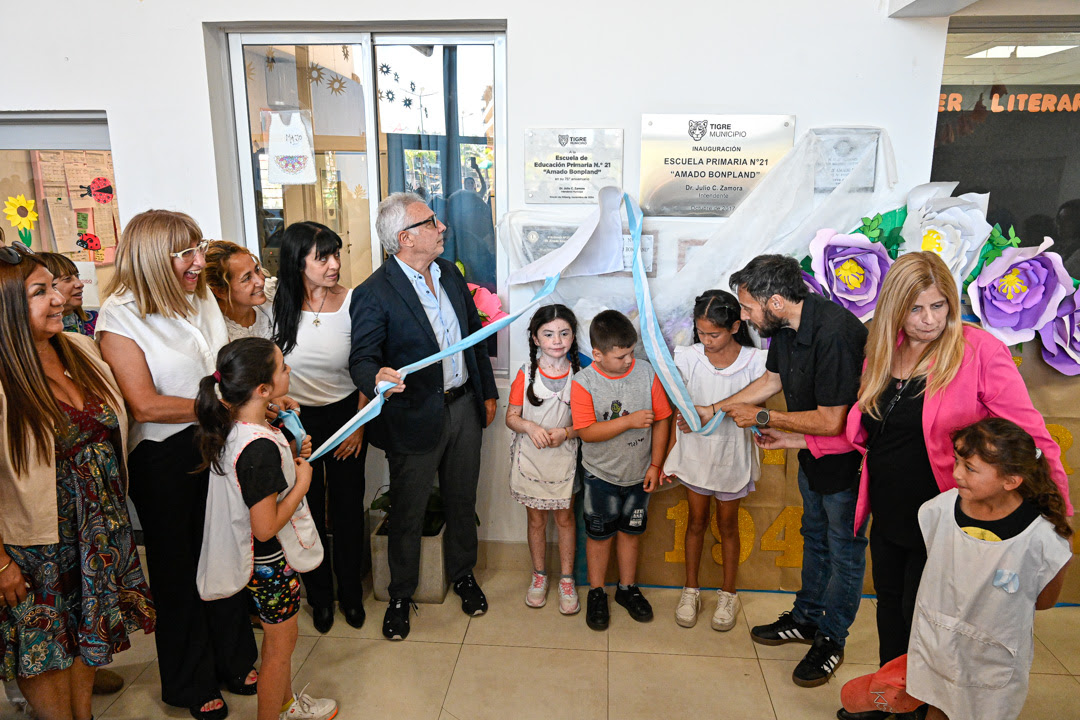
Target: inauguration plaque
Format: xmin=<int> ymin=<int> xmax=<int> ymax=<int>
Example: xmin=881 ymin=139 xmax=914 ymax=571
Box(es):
xmin=525 ymin=128 xmax=624 ymax=204
xmin=640 ymin=114 xmax=795 ymax=217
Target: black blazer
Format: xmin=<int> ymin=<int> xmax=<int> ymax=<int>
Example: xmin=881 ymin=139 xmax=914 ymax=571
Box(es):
xmin=349 ymin=256 xmax=498 ymax=455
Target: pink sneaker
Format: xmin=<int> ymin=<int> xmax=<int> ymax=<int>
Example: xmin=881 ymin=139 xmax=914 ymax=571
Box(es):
xmin=558 ymin=576 xmax=580 ymax=615
xmin=525 ymin=571 xmax=548 ymax=608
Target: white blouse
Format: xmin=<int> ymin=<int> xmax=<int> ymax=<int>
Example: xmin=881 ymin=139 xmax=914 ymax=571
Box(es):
xmin=96 ymin=289 xmax=229 ymax=448
xmin=223 ymin=275 xmax=277 ymax=341
xmin=283 ymin=288 xmax=356 ymax=407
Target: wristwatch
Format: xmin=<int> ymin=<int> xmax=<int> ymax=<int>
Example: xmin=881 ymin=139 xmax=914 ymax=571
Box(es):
xmin=755 ymin=408 xmax=771 ymax=427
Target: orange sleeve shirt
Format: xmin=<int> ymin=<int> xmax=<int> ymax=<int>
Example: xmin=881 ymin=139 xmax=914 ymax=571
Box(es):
xmin=651 ymin=376 xmax=673 ymax=420
xmin=508 ymin=368 xmax=525 ymax=406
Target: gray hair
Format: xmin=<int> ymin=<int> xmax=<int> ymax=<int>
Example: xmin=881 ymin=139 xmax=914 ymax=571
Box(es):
xmin=376 ymin=192 xmax=426 ymax=255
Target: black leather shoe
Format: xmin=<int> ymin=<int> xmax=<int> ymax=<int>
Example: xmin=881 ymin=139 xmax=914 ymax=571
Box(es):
xmin=312 ymin=605 xmax=335 ymax=634
xmin=585 ymin=587 xmax=609 ymax=631
xmin=343 ymin=604 xmax=366 ymax=629
xmin=836 ymin=709 xmax=891 ymax=720
xmin=614 ymin=584 xmax=654 ymax=622
xmin=453 ymin=574 xmax=489 ymax=616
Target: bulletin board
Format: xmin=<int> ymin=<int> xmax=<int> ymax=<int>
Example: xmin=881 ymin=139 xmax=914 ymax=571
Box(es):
xmin=30 ymin=150 xmax=120 ymax=265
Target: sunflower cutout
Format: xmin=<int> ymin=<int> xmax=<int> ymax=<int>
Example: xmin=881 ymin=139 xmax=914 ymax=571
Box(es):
xmin=379 ymin=63 xmax=391 ymax=76
xmin=308 ymin=63 xmax=326 ymax=86
xmin=402 ymin=98 xmax=413 ymax=109
xmin=4 ymin=195 xmax=38 ymax=246
xmin=245 ymin=61 xmax=255 ymax=81
xmin=329 ymin=74 xmax=348 ymax=95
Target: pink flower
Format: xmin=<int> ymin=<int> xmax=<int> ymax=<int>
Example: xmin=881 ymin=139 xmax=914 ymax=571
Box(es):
xmin=468 ymin=283 xmax=507 ymax=326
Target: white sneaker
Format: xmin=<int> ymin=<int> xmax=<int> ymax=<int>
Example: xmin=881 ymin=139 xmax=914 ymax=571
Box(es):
xmin=557 ymin=576 xmax=580 ymax=615
xmin=525 ymin=570 xmax=548 ymax=608
xmin=711 ymin=589 xmax=739 ymax=632
xmin=675 ymin=587 xmax=701 ymax=628
xmin=281 ymin=685 xmax=338 ymax=720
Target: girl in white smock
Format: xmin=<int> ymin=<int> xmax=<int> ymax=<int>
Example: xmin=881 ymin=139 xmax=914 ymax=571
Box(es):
xmin=661 ymin=290 xmax=767 ymax=632
xmin=506 ymin=304 xmax=582 ymax=614
xmin=193 ymin=337 xmax=338 ymax=720
xmin=908 ymin=418 xmax=1072 ymax=720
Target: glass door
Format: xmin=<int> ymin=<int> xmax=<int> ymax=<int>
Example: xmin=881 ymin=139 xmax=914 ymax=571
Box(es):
xmin=230 ymin=33 xmax=380 ymax=285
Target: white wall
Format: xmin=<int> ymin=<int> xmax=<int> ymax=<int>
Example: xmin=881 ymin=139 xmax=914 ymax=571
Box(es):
xmin=1 ymin=0 xmax=950 ymax=542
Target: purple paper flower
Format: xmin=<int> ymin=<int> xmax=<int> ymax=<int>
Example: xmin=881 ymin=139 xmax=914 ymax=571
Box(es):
xmin=967 ymin=238 xmax=1071 ymax=346
xmin=1038 ymin=285 xmax=1080 ymax=375
xmin=802 ymin=270 xmax=831 ymax=299
xmin=809 ymin=229 xmax=892 ymax=321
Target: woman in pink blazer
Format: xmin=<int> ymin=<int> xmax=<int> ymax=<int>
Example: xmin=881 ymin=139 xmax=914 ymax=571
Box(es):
xmin=758 ymin=252 xmax=1071 ymax=705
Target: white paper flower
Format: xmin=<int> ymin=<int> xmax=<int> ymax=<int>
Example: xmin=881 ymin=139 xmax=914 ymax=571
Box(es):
xmin=900 ymin=182 xmax=993 ymax=285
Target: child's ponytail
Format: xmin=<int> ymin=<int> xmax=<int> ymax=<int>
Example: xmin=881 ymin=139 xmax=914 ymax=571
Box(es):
xmin=194 ymin=337 xmax=279 ymax=474
xmin=952 ymin=418 xmax=1073 ymax=539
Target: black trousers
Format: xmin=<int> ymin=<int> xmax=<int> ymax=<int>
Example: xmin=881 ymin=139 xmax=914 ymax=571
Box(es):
xmin=127 ymin=426 xmax=257 ymax=708
xmin=299 ymin=392 xmax=367 ymax=609
xmin=385 ymin=389 xmax=482 ymax=599
xmin=870 ymin=526 xmax=928 ymax=666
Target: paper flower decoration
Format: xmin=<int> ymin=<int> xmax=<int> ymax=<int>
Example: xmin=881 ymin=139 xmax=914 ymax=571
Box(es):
xmin=1038 ymin=285 xmax=1080 ymax=375
xmin=809 ymin=228 xmax=892 ymax=321
xmin=900 ymin=182 xmax=992 ymax=286
xmin=967 ymin=238 xmax=1071 ymax=346
xmin=4 ymin=194 xmax=37 ymax=246
xmin=802 ymin=270 xmax=831 ymax=299
xmin=468 ymin=283 xmax=507 ymax=326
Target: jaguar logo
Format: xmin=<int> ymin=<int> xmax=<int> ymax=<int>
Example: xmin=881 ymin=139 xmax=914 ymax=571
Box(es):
xmin=688 ymin=120 xmax=708 ymax=141
xmin=558 ymin=134 xmax=569 ymax=147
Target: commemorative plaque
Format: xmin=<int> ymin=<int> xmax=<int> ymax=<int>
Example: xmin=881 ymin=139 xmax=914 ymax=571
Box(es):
xmin=525 ymin=128 xmax=624 ymax=204
xmin=640 ymin=114 xmax=795 ymax=217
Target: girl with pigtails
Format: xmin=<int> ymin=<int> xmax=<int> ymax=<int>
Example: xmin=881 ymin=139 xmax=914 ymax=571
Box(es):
xmin=505 ymin=304 xmax=582 ymax=614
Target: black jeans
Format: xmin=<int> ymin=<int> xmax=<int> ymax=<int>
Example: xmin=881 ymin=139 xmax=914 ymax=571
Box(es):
xmin=385 ymin=389 xmax=482 ymax=599
xmin=870 ymin=526 xmax=927 ymax=666
xmin=299 ymin=392 xmax=368 ymax=610
xmin=127 ymin=426 xmax=257 ymax=708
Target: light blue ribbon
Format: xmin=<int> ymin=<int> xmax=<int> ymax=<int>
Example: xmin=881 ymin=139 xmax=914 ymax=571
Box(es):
xmin=276 ymin=409 xmax=306 ymax=454
xmin=310 ymin=274 xmax=561 ymax=460
xmin=625 ymin=192 xmax=726 ymax=435
xmin=993 ymin=569 xmax=1020 ymax=594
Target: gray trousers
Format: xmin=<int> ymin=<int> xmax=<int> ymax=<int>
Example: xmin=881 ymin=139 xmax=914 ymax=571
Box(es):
xmin=385 ymin=390 xmax=482 ymax=599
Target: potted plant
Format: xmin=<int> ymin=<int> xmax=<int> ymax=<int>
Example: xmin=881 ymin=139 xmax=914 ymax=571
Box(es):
xmin=369 ymin=486 xmax=451 ymax=603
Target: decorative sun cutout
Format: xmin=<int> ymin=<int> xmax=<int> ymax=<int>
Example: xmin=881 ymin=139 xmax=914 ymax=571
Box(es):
xmin=329 ymin=74 xmax=347 ymax=95
xmin=379 ymin=63 xmax=391 ymax=75
xmin=342 ymin=45 xmax=350 ymax=60
xmin=424 ymin=107 xmax=429 ymax=118
xmin=245 ymin=61 xmax=255 ymax=81
xmin=265 ymin=48 xmax=276 ymax=72
xmin=385 ymin=90 xmax=395 ymax=103
xmin=402 ymin=98 xmax=413 ymax=109
xmin=308 ymin=63 xmax=326 ymax=86
xmin=393 ymin=72 xmax=399 ymax=82
xmin=409 ymin=81 xmax=416 ymax=92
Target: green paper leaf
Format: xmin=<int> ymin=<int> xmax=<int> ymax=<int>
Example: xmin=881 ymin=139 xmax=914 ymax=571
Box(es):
xmin=800 ymin=255 xmax=813 ymax=273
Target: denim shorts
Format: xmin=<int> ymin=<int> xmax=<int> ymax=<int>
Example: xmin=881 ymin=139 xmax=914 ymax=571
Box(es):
xmin=582 ymin=470 xmax=650 ymax=540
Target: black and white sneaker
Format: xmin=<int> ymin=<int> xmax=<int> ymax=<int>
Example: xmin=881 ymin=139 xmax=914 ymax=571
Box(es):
xmin=453 ymin=574 xmax=489 ymax=616
xmin=793 ymin=634 xmax=844 ymax=688
xmin=585 ymin=587 xmax=609 ymax=631
xmin=382 ymin=597 xmax=414 ymax=641
xmin=750 ymin=611 xmax=818 ymax=646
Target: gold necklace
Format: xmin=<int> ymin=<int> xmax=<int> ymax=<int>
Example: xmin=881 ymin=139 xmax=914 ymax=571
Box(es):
xmin=305 ymin=293 xmax=328 ymax=327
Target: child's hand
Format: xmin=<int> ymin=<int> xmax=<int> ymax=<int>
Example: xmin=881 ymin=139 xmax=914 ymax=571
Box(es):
xmin=298 ymin=434 xmax=312 ymax=459
xmin=547 ymin=427 xmax=567 ymax=448
xmin=526 ymin=423 xmax=551 ymax=449
xmin=659 ymin=468 xmax=675 ymax=486
xmin=626 ymin=409 xmax=655 ymax=429
xmin=644 ymin=465 xmax=660 ymax=492
xmin=293 ymin=458 xmax=313 ymax=493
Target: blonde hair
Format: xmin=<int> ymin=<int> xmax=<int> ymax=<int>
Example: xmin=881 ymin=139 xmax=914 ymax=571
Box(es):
xmin=103 ymin=209 xmax=206 ymax=318
xmin=859 ymin=252 xmax=966 ymax=419
xmin=202 ymin=240 xmax=256 ymax=311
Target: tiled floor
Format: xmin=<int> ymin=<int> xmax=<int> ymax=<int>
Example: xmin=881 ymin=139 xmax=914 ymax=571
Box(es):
xmin=5 ymin=568 xmax=1080 ymax=719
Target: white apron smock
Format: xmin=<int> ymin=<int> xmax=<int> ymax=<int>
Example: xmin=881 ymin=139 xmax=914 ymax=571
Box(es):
xmin=907 ymin=489 xmax=1072 ymax=720
xmin=197 ymin=422 xmax=323 ymax=601
xmin=267 ymin=112 xmax=316 ymax=185
xmin=509 ymin=367 xmax=579 ymax=510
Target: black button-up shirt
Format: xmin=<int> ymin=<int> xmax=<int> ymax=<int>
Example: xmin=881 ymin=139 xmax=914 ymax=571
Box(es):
xmin=765 ymin=293 xmax=867 ymax=493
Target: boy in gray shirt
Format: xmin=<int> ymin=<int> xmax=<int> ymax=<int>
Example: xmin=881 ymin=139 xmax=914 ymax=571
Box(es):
xmin=571 ymin=310 xmax=672 ymax=630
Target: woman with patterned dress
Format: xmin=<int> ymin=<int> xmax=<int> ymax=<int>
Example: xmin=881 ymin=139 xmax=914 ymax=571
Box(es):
xmin=0 ymin=245 xmax=154 ymax=720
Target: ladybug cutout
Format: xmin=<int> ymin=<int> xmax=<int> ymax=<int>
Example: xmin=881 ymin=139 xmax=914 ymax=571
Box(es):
xmin=77 ymin=233 xmax=102 ymax=250
xmin=79 ymin=177 xmax=114 ymax=204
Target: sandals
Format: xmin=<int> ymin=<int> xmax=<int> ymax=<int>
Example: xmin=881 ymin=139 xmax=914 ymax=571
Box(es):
xmin=188 ymin=695 xmax=228 ymax=720
xmin=223 ymin=668 xmax=259 ymax=696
